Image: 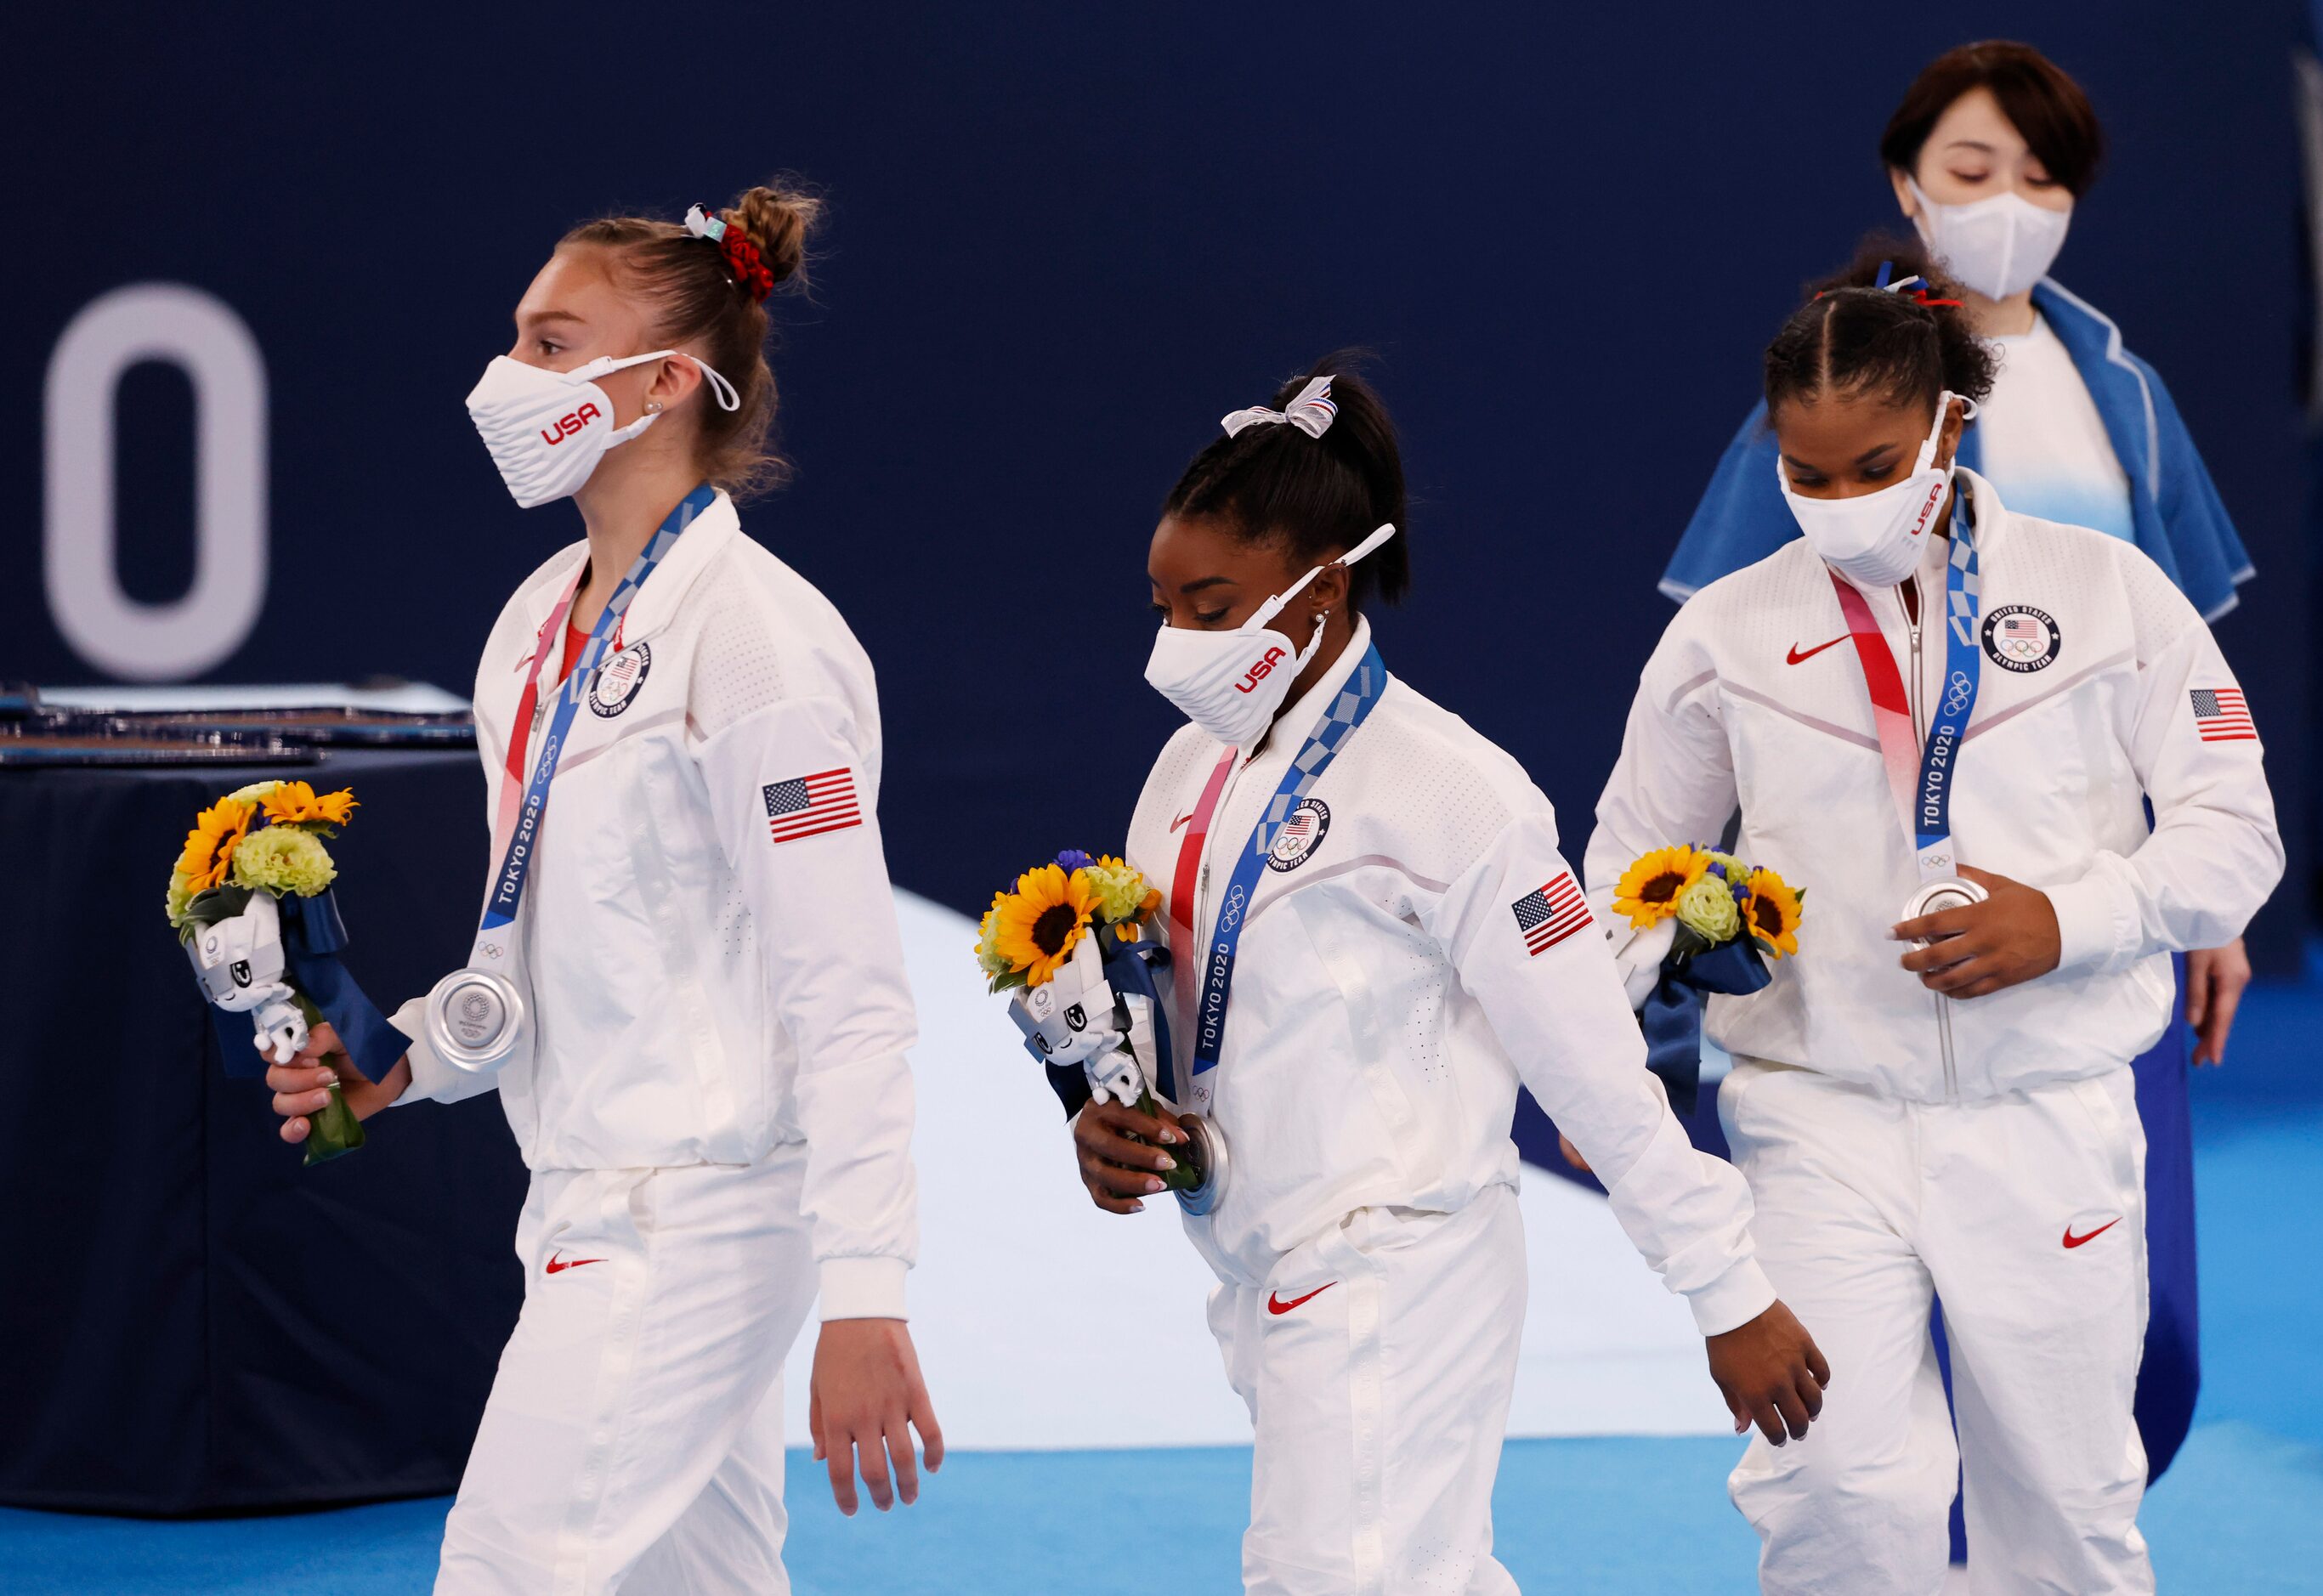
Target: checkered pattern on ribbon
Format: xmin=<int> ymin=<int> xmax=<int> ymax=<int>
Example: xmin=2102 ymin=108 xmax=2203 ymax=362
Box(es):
xmin=1946 ymin=534 xmax=1980 ymax=647
xmin=558 ymin=507 xmax=699 ymax=707
xmin=1247 ymin=654 xmax=1384 ymax=860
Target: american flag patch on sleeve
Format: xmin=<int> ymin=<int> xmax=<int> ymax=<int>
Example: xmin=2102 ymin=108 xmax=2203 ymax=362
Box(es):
xmin=1512 ymin=871 xmax=1592 ymax=956
xmin=762 ymin=769 xmax=863 ymax=844
xmin=2190 ymin=688 xmax=2257 ymax=744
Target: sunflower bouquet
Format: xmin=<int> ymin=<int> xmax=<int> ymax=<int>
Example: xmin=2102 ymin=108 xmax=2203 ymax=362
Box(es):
xmin=167 ymin=779 xmax=376 ymax=1165
xmin=974 ymin=851 xmax=1208 ymax=1199
xmin=1612 ymin=842 xmax=1803 ymax=1010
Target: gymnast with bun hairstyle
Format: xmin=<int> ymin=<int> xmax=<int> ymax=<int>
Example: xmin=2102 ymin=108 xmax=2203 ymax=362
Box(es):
xmin=263 ymin=182 xmax=943 ymax=1591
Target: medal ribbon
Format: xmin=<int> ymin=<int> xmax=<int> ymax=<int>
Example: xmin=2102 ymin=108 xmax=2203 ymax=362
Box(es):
xmin=1827 ymin=503 xmax=1981 ymax=883
xmin=1167 ymin=749 xmax=1237 ymax=1049
xmin=472 ymin=484 xmax=713 ymax=957
xmin=1183 ymin=643 xmax=1388 ymax=1108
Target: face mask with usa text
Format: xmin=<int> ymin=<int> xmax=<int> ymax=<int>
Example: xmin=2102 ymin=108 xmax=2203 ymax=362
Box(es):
xmin=1142 ymin=524 xmax=1397 ymax=748
xmin=465 ymin=350 xmax=738 ymax=508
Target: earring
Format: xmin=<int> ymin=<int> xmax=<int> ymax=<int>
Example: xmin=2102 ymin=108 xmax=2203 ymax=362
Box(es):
xmin=645 ymin=400 xmax=665 ymax=414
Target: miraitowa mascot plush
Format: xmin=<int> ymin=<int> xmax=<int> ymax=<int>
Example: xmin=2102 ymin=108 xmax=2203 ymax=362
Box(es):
xmin=188 ymin=891 xmax=309 ymax=1064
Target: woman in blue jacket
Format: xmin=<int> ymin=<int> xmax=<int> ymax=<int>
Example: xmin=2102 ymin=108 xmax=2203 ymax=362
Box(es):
xmin=1660 ymin=39 xmax=2252 ymax=1487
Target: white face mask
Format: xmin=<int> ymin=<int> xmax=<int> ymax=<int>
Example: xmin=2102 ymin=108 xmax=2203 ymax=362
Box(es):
xmin=466 ymin=350 xmax=740 ymax=508
xmin=1777 ymin=394 xmax=1973 ymax=589
xmin=1144 ymin=524 xmax=1397 ymax=748
xmin=1907 ymin=176 xmax=2071 ymax=301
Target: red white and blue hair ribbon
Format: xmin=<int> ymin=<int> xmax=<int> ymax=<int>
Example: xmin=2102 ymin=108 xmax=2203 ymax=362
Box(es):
xmin=1222 ymin=375 xmax=1338 ymax=440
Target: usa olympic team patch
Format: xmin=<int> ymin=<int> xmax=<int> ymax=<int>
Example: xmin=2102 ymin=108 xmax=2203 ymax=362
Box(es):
xmin=1980 ymin=605 xmax=2060 ymax=673
xmin=586 ymin=642 xmax=652 ymax=716
xmin=1265 ymin=797 xmax=1330 ymax=872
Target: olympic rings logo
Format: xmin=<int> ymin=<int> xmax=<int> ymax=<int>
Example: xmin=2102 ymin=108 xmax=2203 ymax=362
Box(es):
xmin=1942 ymin=671 xmax=1975 ymax=720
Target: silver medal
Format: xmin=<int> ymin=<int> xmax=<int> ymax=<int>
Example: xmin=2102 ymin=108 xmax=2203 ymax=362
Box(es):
xmin=1901 ymin=876 xmax=1987 ymax=945
xmin=1172 ymin=1113 xmax=1231 ymax=1216
xmin=423 ymin=966 xmax=529 ymax=1073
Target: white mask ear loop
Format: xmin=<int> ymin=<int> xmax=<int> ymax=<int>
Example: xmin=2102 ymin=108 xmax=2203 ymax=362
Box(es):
xmin=687 ymin=357 xmax=741 ymax=412
xmin=1244 ymin=523 xmax=1400 ymax=632
xmin=570 ymin=349 xmax=744 ymax=447
xmin=569 ymin=349 xmax=743 ymax=409
xmin=1918 ymin=391 xmax=1980 ymax=472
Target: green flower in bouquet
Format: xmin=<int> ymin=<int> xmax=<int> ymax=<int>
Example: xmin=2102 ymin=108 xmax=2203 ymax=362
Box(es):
xmin=231 ymin=825 xmax=338 ymax=897
xmin=1082 ymin=855 xmax=1159 ymax=929
xmin=973 ymin=895 xmax=1016 ymax=982
xmin=1702 ymin=850 xmax=1748 ymax=883
xmin=1674 ymin=874 xmax=1741 ymax=942
xmin=227 ymin=778 xmax=287 ymax=806
xmin=165 ymin=871 xmax=196 ymax=932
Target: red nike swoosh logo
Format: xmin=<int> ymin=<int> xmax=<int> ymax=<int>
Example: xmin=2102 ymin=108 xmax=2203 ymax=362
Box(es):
xmin=1786 ymin=636 xmax=1848 ymax=665
xmin=1170 ymin=812 xmax=1194 ymax=832
xmin=2062 ymin=1219 xmax=2122 ymax=1249
xmin=545 ymin=1252 xmax=608 ymax=1274
xmin=1266 ymin=1282 xmax=1336 ymax=1316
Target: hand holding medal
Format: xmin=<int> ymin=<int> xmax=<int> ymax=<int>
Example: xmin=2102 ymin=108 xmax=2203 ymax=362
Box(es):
xmin=1892 ymin=864 xmax=2063 ymax=998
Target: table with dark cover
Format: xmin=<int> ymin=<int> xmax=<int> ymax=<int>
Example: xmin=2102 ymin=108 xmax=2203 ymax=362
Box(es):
xmin=0 ymin=749 xmax=527 ymax=1514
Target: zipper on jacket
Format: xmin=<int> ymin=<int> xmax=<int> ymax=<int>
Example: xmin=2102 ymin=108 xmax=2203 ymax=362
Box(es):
xmin=1902 ymin=571 xmax=1961 ymax=1103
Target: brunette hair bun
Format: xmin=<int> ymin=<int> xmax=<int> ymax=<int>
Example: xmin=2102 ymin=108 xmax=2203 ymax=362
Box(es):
xmin=722 ymin=182 xmax=819 ymax=294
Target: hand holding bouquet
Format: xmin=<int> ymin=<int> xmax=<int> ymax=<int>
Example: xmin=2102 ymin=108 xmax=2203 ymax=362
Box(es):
xmin=167 ymin=779 xmax=377 ymax=1165
xmin=1613 ymin=843 xmax=1805 ymax=998
xmin=975 ymin=851 xmax=1221 ymax=1205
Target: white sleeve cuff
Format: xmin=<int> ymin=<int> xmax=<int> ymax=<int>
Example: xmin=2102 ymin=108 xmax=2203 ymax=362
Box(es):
xmin=386 ymin=996 xmax=497 ymax=1107
xmin=818 ymin=1256 xmax=909 ymax=1322
xmin=1686 ymin=1256 xmax=1778 ymax=1338
xmin=2048 ymin=867 xmax=2133 ymax=975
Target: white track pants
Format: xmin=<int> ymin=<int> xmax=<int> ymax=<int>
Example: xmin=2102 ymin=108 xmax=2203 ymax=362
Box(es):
xmin=1210 ymin=1185 xmax=1526 ymax=1596
xmin=1720 ymin=1059 xmax=2151 ymax=1596
xmin=435 ymin=1140 xmax=818 ymax=1596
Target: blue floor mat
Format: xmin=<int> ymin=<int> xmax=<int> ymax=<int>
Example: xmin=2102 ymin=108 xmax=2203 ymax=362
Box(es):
xmin=8 ymin=1419 xmax=2320 ymax=1595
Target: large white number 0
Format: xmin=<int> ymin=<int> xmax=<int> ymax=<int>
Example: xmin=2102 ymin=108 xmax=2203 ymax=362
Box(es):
xmin=44 ymin=283 xmax=268 ymax=681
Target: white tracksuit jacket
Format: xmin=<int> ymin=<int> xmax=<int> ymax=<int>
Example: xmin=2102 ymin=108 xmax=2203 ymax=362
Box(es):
xmin=387 ymin=490 xmax=919 ymax=1321
xmin=1585 ymin=469 xmax=2283 ymax=1096
xmin=1124 ymin=617 xmax=1777 ymax=1337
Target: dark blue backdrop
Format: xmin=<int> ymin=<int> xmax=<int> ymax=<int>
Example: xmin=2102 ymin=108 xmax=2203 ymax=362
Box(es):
xmin=8 ymin=3 xmax=2309 ymax=958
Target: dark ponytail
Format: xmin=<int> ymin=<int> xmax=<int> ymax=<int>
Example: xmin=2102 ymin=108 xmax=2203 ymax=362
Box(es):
xmin=1764 ymin=237 xmax=1997 ymax=419
xmin=1162 ymin=351 xmax=1410 ymax=610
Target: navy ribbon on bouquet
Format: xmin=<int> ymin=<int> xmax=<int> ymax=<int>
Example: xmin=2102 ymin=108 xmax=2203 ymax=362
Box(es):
xmin=279 ymin=891 xmax=405 ymax=1083
xmin=210 ymin=889 xmax=401 ymax=1083
xmin=1187 ymin=644 xmax=1387 ymax=1106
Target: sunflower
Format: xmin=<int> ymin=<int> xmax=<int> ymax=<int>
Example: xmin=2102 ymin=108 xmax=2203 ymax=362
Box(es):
xmin=1743 ymin=868 xmax=1804 ymax=959
xmin=175 ymin=798 xmax=255 ymax=894
xmin=990 ymin=863 xmax=1100 ymax=987
xmin=1612 ymin=844 xmax=1707 ymax=931
xmin=261 ymin=780 xmax=359 ymax=829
